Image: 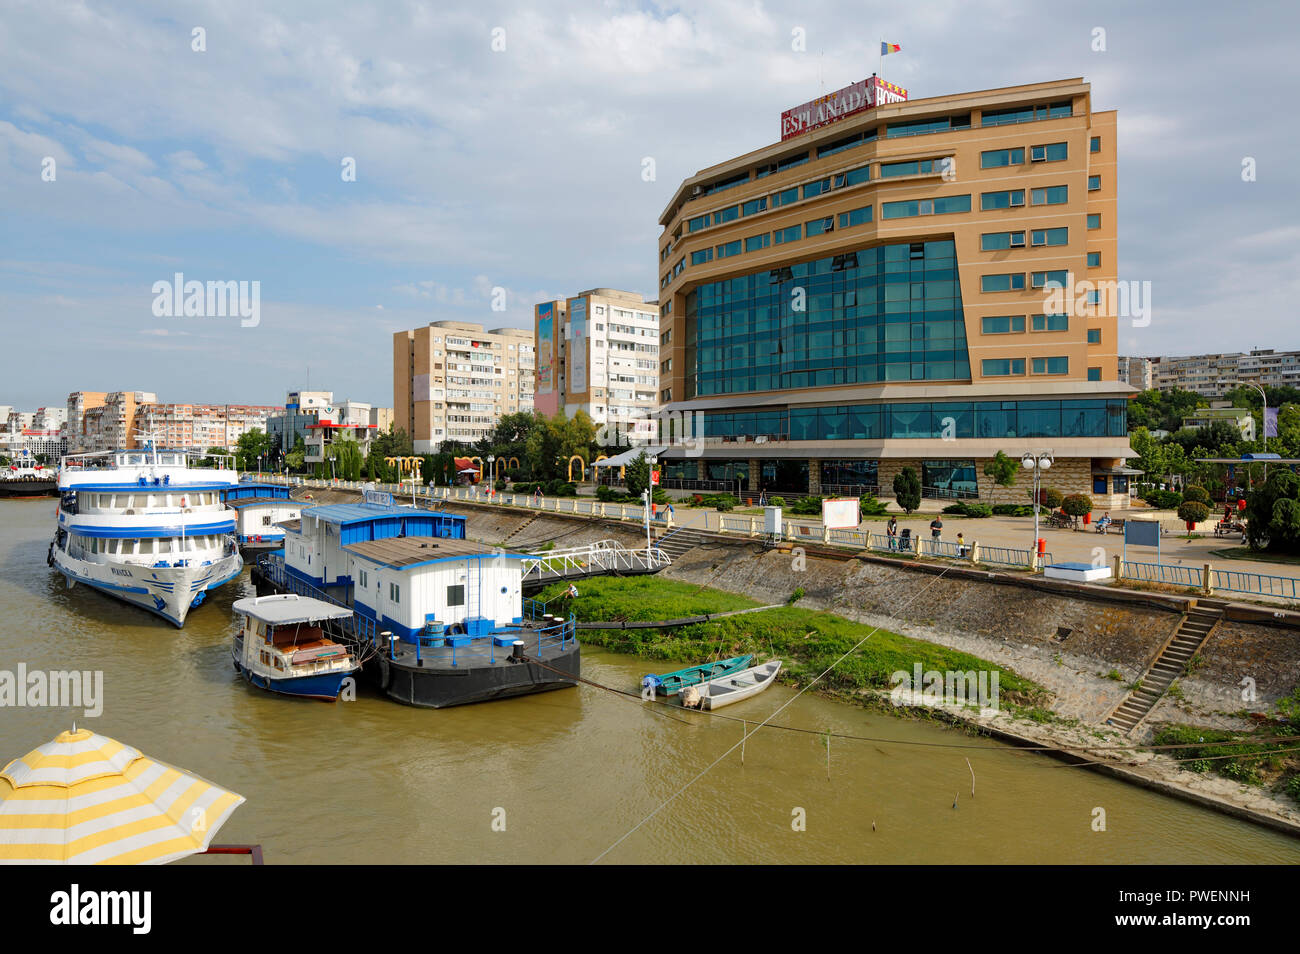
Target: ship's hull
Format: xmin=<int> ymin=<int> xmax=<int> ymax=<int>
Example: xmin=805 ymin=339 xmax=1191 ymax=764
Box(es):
xmin=233 ymin=657 xmax=353 ymax=701
xmin=0 ymin=479 xmax=57 ymax=498
xmin=51 ymin=546 xmax=243 ymax=627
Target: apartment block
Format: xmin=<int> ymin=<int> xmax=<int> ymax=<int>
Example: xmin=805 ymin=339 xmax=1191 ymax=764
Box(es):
xmin=1134 ymin=349 xmax=1300 ymax=397
xmin=394 ymin=321 xmax=536 ymax=453
xmin=655 ymin=76 xmax=1133 ymax=506
xmin=133 ymin=402 xmax=278 ymax=453
xmin=534 ymin=288 xmax=659 ymax=441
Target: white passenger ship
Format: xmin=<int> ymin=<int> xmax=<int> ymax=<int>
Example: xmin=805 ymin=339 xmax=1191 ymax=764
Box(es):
xmin=49 ymin=445 xmax=244 ymax=626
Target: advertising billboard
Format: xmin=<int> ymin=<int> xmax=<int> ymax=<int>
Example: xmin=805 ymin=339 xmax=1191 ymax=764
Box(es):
xmin=821 ymin=497 xmax=860 ymax=529
xmin=536 ymin=302 xmax=554 ymax=395
xmin=780 ymin=76 xmax=908 ymax=141
xmin=569 ymin=297 xmax=587 ymax=393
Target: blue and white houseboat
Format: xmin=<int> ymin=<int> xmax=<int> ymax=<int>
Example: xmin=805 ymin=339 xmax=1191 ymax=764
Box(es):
xmin=232 ymin=594 xmax=360 ymax=701
xmin=253 ymin=490 xmax=580 ymax=707
xmin=222 ymin=482 xmax=302 ymax=556
xmin=49 ymin=446 xmax=244 ymax=626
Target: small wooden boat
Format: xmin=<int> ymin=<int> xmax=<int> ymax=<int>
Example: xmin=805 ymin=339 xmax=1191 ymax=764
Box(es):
xmin=681 ymin=659 xmax=782 ymax=711
xmin=642 ymin=654 xmax=753 ymax=696
xmin=232 ymin=594 xmax=359 ymax=701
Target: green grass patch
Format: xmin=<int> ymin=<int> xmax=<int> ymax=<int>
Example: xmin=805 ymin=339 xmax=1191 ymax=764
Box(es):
xmin=538 ymin=576 xmax=1043 ymax=702
xmin=1150 ymin=724 xmax=1299 ymax=790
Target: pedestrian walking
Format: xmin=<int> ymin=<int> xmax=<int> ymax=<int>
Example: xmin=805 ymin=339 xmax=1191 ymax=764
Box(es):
xmin=886 ymin=515 xmax=898 ymax=551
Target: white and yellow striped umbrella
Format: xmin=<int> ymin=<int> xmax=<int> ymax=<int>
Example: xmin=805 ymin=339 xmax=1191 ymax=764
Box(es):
xmin=0 ymin=729 xmax=245 ymax=865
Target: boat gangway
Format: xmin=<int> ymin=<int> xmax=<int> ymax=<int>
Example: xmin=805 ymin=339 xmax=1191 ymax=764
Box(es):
xmin=521 ymin=539 xmax=671 ymax=587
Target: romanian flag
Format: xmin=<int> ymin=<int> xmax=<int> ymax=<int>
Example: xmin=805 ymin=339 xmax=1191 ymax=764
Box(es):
xmin=881 ymin=42 xmax=901 ymax=55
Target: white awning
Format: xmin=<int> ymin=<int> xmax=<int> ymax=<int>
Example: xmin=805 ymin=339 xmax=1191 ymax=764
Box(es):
xmin=593 ymin=445 xmax=668 ymax=468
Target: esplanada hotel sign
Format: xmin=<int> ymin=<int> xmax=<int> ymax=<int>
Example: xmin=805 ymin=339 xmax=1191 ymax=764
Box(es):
xmin=781 ymin=76 xmax=908 ymax=140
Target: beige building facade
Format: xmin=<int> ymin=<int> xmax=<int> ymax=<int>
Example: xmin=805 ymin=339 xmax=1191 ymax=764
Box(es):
xmin=394 ymin=321 xmax=535 ymax=453
xmin=654 ymin=76 xmax=1133 ymax=508
xmin=533 ymin=288 xmax=659 ymax=442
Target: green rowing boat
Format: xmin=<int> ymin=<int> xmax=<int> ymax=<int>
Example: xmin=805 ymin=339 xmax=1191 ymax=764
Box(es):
xmin=643 ymin=655 xmax=754 ymax=696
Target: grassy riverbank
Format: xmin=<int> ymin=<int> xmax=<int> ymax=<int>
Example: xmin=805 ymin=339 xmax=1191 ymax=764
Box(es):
xmin=536 ymin=576 xmax=1044 ymax=706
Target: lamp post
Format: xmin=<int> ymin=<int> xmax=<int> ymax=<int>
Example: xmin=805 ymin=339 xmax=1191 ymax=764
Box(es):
xmin=1219 ymin=378 xmax=1269 ymax=480
xmin=1022 ymin=450 xmax=1054 ymax=569
xmin=641 ymin=489 xmax=652 ymax=556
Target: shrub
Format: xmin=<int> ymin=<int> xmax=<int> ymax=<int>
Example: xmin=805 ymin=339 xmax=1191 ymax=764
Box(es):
xmin=1061 ymin=494 xmax=1093 ymax=519
xmin=544 ymin=479 xmax=577 ymax=497
xmin=1142 ymin=488 xmax=1183 ymax=510
xmin=770 ymin=496 xmax=787 ymax=508
xmin=992 ymin=504 xmax=1034 ymax=516
xmin=943 ymin=503 xmax=966 ymax=515
xmin=1182 ymin=485 xmax=1211 ymax=506
xmin=789 ymin=496 xmax=823 ymax=516
xmin=961 ymin=502 xmax=993 ymax=518
xmin=1035 ymin=486 xmax=1064 ymax=510
xmin=713 ymin=493 xmax=737 ymax=512
xmin=859 ymin=493 xmax=888 ymax=516
xmin=493 ymin=478 xmax=506 ymax=492
xmin=787 ymin=586 xmax=805 ymax=604
xmin=1288 ymin=774 xmax=1300 ymax=803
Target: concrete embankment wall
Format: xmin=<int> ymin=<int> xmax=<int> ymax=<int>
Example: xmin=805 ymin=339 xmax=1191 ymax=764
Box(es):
xmin=297 ymin=488 xmax=1300 ymax=726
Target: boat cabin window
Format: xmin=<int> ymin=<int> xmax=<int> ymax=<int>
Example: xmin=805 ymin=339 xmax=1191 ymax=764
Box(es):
xmin=447 ymin=584 xmax=465 ymax=607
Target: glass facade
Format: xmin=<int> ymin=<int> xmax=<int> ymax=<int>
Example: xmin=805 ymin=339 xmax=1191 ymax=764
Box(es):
xmin=701 ymin=399 xmax=1126 ymax=441
xmin=821 ymin=459 xmax=879 ymax=488
xmin=922 ymin=460 xmax=978 ymax=496
xmin=686 ymin=240 xmax=970 ymax=396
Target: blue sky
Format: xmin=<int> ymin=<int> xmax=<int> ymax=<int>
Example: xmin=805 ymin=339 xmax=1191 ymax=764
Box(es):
xmin=2 ymin=0 xmax=1297 ymax=411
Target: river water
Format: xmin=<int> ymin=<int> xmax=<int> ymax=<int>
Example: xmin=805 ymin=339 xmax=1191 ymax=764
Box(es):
xmin=2 ymin=499 xmax=1297 ymax=864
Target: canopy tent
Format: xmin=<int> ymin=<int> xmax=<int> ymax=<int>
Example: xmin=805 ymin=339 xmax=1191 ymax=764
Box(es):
xmin=592 ymin=445 xmax=668 ymax=468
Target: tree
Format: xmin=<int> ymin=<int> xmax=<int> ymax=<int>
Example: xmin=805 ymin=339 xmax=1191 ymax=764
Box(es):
xmin=235 ymin=428 xmax=273 ymax=471
xmin=893 ymin=467 xmax=921 ymax=514
xmin=625 ymin=451 xmax=650 ymax=499
xmin=1245 ymin=470 xmax=1300 ymax=553
xmin=371 ymin=425 xmax=413 ymax=459
xmin=1182 ymin=484 xmax=1211 ymax=506
xmin=1177 ymin=500 xmax=1210 ymax=532
xmin=983 ymin=451 xmax=1019 ymax=488
xmin=332 ymin=439 xmax=364 ymax=481
xmin=1062 ymin=493 xmax=1093 ymax=520
xmin=285 ymin=435 xmax=306 ymax=473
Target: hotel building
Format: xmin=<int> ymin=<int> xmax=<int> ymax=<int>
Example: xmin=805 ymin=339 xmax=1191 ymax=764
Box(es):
xmin=534 ymin=288 xmax=660 ymax=441
xmin=655 ymin=76 xmax=1133 ymax=506
xmin=394 ymin=321 xmax=536 ymax=453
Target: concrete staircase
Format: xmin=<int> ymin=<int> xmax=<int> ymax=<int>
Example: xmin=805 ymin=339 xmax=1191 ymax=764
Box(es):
xmin=500 ymin=514 xmax=541 ymax=547
xmin=654 ymin=526 xmax=714 ymax=560
xmin=1106 ymin=605 xmax=1222 ymax=734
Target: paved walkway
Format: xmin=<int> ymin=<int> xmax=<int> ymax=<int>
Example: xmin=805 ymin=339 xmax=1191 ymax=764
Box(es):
xmin=649 ymin=497 xmax=1294 ymax=584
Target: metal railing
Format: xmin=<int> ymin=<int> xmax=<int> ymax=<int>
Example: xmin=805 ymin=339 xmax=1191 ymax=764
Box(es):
xmin=1209 ymin=568 xmax=1300 ymax=600
xmin=520 ymin=539 xmax=672 ymax=582
xmin=1120 ymin=561 xmax=1203 ymax=588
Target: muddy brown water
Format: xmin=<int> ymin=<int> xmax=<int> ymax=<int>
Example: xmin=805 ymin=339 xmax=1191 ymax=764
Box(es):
xmin=2 ymin=500 xmax=1297 ymax=864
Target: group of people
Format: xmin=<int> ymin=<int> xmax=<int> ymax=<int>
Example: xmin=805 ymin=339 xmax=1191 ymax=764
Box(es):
xmin=883 ymin=515 xmax=968 ymax=556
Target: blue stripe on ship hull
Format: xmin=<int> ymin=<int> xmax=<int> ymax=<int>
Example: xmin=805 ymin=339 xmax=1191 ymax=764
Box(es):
xmin=236 ymin=665 xmax=351 ymax=701
xmin=60 ymin=570 xmax=186 ymax=627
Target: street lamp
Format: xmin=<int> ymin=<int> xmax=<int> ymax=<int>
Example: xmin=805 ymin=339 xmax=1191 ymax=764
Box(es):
xmin=1022 ymin=451 xmax=1054 ymax=569
xmin=1218 ymin=378 xmax=1269 ymax=480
